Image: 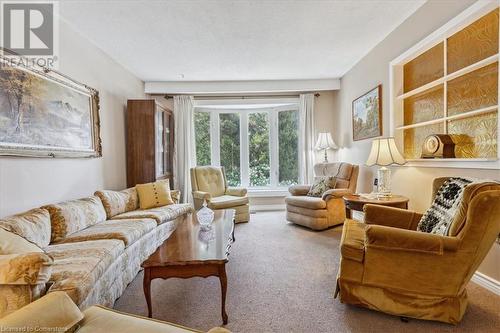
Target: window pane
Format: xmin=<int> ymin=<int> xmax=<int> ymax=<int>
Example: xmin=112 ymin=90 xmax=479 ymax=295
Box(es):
xmin=194 ymin=112 xmax=211 ymax=166
xmin=249 ymin=112 xmax=270 ymax=187
xmin=220 ymin=113 xmax=240 ymax=186
xmin=278 ymin=110 xmax=299 ymax=186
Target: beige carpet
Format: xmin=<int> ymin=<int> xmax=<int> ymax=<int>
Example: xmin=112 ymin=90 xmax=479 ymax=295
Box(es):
xmin=114 ymin=211 xmax=500 ymax=333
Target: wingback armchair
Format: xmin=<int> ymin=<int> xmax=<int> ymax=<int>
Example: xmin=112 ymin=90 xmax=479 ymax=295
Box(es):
xmin=285 ymin=162 xmax=359 ymax=230
xmin=336 ymin=177 xmax=500 ymax=324
xmin=190 ymin=166 xmax=249 ymax=223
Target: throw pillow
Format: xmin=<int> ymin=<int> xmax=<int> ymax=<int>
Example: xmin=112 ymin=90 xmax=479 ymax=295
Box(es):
xmin=307 ymin=177 xmax=336 ymax=197
xmin=0 ymin=228 xmax=44 ymax=254
xmin=0 ymin=208 xmax=51 ymax=248
xmin=417 ymin=177 xmax=472 ymax=236
xmin=136 ymin=179 xmax=174 ymax=209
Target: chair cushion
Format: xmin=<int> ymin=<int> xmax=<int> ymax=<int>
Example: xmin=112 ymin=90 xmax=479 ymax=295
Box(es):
xmin=193 ymin=166 xmax=226 ymax=197
xmin=136 ymin=180 xmax=174 ymax=210
xmin=285 ymin=196 xmax=326 ymax=209
xmin=340 ymin=219 xmax=367 ymax=263
xmin=45 ymin=240 xmax=125 ymax=305
xmin=95 ymin=188 xmax=139 ymax=219
xmin=54 ymin=219 xmax=157 ymax=247
xmin=0 ymin=208 xmax=51 ymax=249
xmin=79 ymin=306 xmax=200 ymax=333
xmin=208 ymin=195 xmax=249 ymax=209
xmin=111 ymin=204 xmax=193 ymax=225
xmin=42 ymin=196 xmax=107 ymax=243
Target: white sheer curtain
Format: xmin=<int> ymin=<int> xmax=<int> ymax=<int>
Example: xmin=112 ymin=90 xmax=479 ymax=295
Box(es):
xmin=298 ymin=93 xmax=315 ymax=184
xmin=173 ymin=95 xmax=196 ymax=203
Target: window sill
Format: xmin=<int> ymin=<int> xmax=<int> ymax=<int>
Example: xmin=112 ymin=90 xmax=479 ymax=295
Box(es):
xmin=247 ymin=188 xmax=289 ymax=197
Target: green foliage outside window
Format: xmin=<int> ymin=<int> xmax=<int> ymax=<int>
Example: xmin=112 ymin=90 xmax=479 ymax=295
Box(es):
xmin=220 ymin=113 xmax=240 ymax=186
xmin=249 ymin=113 xmax=270 ymax=186
xmin=194 ymin=112 xmax=211 ymax=166
xmin=278 ymin=110 xmax=299 ymax=186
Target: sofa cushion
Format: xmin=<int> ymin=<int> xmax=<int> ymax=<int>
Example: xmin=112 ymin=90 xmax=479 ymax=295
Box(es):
xmin=45 ymin=239 xmax=124 ymax=305
xmin=111 ymin=204 xmax=193 ymax=225
xmin=208 ymin=195 xmax=249 ymax=209
xmin=95 ymin=188 xmax=139 ymax=219
xmin=136 ymin=180 xmax=174 ymax=210
xmin=340 ymin=219 xmax=366 ymax=263
xmin=0 ymin=252 xmax=53 ymax=285
xmin=0 ymin=208 xmax=51 ymax=248
xmin=55 ymin=218 xmax=157 ymax=247
xmin=42 ymin=196 xmax=107 ymax=243
xmin=285 ymin=196 xmax=326 ymax=209
xmin=0 ymin=229 xmax=44 ymax=254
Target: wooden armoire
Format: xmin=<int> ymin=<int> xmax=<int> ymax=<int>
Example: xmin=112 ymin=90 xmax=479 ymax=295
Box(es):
xmin=126 ymin=99 xmax=174 ymax=188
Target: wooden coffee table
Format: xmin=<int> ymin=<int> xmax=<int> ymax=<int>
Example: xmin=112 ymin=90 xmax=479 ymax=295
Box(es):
xmin=141 ymin=209 xmax=235 ymax=324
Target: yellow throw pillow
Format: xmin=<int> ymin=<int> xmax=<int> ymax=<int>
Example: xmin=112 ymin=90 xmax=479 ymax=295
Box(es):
xmin=136 ymin=180 xmax=174 ymax=210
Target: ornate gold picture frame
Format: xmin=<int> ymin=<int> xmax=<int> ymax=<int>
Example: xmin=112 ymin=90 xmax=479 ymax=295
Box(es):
xmin=0 ymin=55 xmax=101 ymax=158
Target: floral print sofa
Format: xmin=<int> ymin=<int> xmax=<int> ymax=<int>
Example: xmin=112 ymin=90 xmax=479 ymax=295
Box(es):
xmin=0 ymin=187 xmax=193 ymax=318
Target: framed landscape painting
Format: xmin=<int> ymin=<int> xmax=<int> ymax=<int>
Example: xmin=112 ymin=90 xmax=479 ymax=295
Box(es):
xmin=0 ymin=56 xmax=101 ymax=158
xmin=352 ymin=85 xmax=382 ymax=141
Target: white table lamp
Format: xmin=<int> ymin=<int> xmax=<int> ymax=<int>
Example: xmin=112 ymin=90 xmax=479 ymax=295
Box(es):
xmin=366 ymin=137 xmax=406 ymax=197
xmin=315 ymin=132 xmax=338 ymax=163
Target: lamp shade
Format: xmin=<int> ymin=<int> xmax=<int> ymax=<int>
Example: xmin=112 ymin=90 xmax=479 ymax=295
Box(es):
xmin=366 ymin=137 xmax=406 ymax=166
xmin=315 ymin=132 xmax=338 ymax=150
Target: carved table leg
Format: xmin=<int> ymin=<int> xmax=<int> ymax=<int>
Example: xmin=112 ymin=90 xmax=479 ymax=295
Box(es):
xmin=143 ymin=268 xmax=152 ymax=318
xmin=218 ymin=264 xmax=228 ymax=324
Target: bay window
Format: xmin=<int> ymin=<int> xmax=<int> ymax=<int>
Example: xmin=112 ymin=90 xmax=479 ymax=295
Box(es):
xmin=194 ymin=105 xmax=300 ymax=189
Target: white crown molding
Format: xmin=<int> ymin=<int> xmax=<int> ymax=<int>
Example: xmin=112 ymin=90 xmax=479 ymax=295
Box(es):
xmin=471 ymin=271 xmax=500 ymax=296
xmin=144 ymin=79 xmax=340 ymax=94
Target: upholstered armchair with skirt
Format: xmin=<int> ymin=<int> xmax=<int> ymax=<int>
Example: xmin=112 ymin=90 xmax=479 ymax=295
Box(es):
xmin=336 ymin=177 xmax=500 ymax=324
xmin=190 ymin=166 xmax=249 ymax=223
xmin=285 ymin=162 xmax=359 ymax=230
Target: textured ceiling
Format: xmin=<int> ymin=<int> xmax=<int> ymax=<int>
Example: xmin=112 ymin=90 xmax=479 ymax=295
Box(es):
xmin=60 ymin=0 xmax=425 ymax=81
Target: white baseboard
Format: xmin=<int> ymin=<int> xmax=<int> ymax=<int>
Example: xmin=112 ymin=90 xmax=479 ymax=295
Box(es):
xmin=471 ymin=272 xmax=500 ymax=295
xmin=250 ymin=204 xmax=286 ymax=212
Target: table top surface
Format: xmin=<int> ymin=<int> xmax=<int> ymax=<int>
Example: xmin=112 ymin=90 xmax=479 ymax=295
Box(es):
xmin=142 ymin=209 xmax=234 ymax=268
xmin=343 ymin=194 xmax=409 ymax=204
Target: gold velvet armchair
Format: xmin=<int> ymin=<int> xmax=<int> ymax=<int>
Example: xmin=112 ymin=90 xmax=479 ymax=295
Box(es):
xmin=336 ymin=177 xmax=500 ymax=324
xmin=190 ymin=166 xmax=249 ymax=223
xmin=285 ymin=163 xmax=359 ymax=230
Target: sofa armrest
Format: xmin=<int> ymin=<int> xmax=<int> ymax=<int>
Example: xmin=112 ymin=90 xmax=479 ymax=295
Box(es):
xmin=226 ymin=187 xmax=247 ymax=197
xmin=322 ymin=188 xmax=352 ymax=201
xmin=288 ymin=185 xmax=311 ymax=196
xmin=0 ymin=291 xmax=83 ymax=330
xmin=170 ymin=190 xmax=180 ymax=204
xmin=365 ymin=225 xmax=460 ymax=254
xmin=0 ymin=252 xmax=52 ymax=285
xmin=364 ymin=204 xmax=422 ymax=230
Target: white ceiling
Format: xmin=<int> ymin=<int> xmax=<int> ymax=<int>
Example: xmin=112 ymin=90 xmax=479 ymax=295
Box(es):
xmin=60 ymin=0 xmax=425 ymax=82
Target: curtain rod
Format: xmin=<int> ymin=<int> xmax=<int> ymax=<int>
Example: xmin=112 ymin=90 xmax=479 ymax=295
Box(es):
xmin=163 ymin=93 xmax=320 ymax=100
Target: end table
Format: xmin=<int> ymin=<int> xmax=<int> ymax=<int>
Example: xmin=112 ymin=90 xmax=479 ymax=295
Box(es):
xmin=343 ymin=194 xmax=409 ymax=219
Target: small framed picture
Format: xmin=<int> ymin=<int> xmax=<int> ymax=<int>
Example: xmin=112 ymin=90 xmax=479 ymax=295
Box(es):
xmin=352 ymin=85 xmax=382 ymax=141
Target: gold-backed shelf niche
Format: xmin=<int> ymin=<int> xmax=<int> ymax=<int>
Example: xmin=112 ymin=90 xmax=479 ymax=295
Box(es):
xmin=390 ymin=3 xmax=500 ymax=169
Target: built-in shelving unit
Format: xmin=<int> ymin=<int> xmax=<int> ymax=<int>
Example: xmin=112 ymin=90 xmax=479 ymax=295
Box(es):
xmin=389 ymin=2 xmax=500 ymax=169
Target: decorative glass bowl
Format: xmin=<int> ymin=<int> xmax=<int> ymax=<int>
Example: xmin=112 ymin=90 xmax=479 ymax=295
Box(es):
xmin=197 ymin=200 xmax=214 ymax=230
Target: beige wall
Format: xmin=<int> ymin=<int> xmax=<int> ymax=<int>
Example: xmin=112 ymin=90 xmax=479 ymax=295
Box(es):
xmin=336 ymin=0 xmax=499 ymax=281
xmin=0 ymin=21 xmax=145 ymax=217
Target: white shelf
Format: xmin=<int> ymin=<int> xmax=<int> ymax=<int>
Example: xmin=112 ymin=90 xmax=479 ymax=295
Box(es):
xmin=396 ymin=105 xmax=498 ymax=130
xmin=397 ymin=54 xmax=498 ymax=100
